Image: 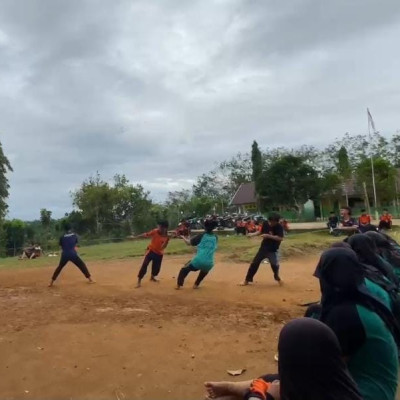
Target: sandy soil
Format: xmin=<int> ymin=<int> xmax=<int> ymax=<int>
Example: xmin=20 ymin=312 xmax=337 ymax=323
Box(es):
xmin=0 ymin=254 xmax=320 ymax=400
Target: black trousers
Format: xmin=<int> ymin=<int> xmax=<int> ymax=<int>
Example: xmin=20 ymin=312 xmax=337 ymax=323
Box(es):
xmin=245 ymin=247 xmax=280 ymax=282
xmin=177 ymin=263 xmax=208 ymax=287
xmin=52 ymin=253 xmax=91 ymax=281
xmin=260 ymin=373 xmax=280 ymax=382
xmin=358 ymin=224 xmax=377 ymax=233
xmin=379 ymin=221 xmax=392 ymax=230
xmin=138 ymin=251 xmax=163 ymax=280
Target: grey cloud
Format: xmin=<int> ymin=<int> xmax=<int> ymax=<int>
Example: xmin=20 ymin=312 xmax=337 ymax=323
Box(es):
xmin=0 ymin=0 xmax=399 ymax=220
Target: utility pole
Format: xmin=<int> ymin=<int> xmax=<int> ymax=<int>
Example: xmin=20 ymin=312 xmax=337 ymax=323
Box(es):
xmin=367 ymin=108 xmax=379 ymax=220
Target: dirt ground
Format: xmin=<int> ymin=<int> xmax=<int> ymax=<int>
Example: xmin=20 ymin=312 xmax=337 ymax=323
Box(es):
xmin=0 ymin=254 xmax=320 ymax=400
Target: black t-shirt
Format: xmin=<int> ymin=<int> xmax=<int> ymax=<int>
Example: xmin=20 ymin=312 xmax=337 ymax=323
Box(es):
xmin=260 ymin=221 xmax=284 ymax=252
xmin=341 ymin=217 xmax=357 ymax=227
xmin=190 ymin=233 xmax=204 ymax=246
xmin=328 ymin=216 xmax=339 ymax=226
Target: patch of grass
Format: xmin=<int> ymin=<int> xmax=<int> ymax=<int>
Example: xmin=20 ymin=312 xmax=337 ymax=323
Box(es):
xmin=217 ymin=231 xmax=338 ymax=263
xmin=0 ymin=239 xmax=192 ymax=271
xmin=0 ymin=230 xmax=358 ymax=270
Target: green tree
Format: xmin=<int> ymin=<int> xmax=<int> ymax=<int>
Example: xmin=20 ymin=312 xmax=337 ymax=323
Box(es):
xmin=388 ymin=134 xmax=400 ymax=167
xmin=3 ymin=219 xmax=26 ymax=256
xmin=251 ymin=141 xmax=263 ymax=192
xmin=72 ymin=173 xmax=114 ymax=234
xmin=25 ymin=224 xmax=35 ymax=242
xmin=337 ymin=146 xmax=351 ymax=179
xmin=112 ymin=174 xmax=153 ymax=233
xmin=40 ymin=209 xmax=52 ymax=230
xmin=356 ymin=157 xmax=397 ymax=206
xmin=259 ymin=155 xmax=321 ymax=214
xmin=193 ymin=152 xmax=252 ymax=214
xmin=0 ymin=141 xmax=13 ymax=220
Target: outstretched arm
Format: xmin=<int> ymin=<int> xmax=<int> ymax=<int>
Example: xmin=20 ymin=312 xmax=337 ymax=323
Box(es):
xmin=127 ymin=233 xmax=147 ymax=240
xmin=180 ymin=236 xmax=191 ymax=246
xmin=247 ymin=231 xmax=261 ymax=238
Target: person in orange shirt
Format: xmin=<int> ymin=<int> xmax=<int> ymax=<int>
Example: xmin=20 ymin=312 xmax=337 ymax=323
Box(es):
xmin=235 ymin=218 xmax=247 ymax=235
xmin=129 ymin=221 xmax=170 ymax=288
xmin=246 ymin=219 xmax=257 ymax=234
xmin=379 ymin=209 xmax=393 ymax=231
xmin=358 ymin=209 xmax=373 ymax=233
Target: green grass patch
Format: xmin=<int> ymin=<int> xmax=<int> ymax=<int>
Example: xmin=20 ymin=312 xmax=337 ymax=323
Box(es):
xmin=0 ymin=231 xmax=343 ymax=271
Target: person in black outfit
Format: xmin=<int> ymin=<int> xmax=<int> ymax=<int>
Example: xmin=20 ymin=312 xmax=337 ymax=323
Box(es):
xmin=49 ymin=224 xmax=94 ymax=287
xmin=327 ymin=211 xmax=339 ymax=233
xmin=240 ymin=213 xmax=284 ymax=286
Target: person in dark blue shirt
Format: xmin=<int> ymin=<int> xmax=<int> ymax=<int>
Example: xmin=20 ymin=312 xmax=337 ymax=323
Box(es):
xmin=49 ymin=224 xmax=94 ymax=287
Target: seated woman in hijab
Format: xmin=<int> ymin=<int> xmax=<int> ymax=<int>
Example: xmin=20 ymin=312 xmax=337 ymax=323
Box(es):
xmin=346 ymin=234 xmax=399 ymax=287
xmin=204 ymin=318 xmax=361 ymax=400
xmin=365 ymin=231 xmax=400 ymax=279
xmin=305 ymin=240 xmax=397 ymax=320
xmin=314 ymin=248 xmax=399 ymax=400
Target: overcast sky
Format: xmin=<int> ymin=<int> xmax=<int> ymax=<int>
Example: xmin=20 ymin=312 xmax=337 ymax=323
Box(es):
xmin=1 ymin=0 xmax=400 ymax=220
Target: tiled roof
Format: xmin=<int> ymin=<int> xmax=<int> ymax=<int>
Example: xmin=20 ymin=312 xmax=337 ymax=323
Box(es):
xmin=230 ymin=182 xmax=256 ymax=205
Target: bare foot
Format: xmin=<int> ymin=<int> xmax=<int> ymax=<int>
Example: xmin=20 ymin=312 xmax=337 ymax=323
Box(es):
xmin=205 ymin=382 xmax=235 ymax=399
xmin=48 ymin=280 xmax=54 ymax=288
xmin=193 ymin=284 xmax=200 ymax=289
xmin=150 ymin=276 xmax=159 ymax=283
xmin=135 ymin=280 xmax=142 ymax=289
xmin=87 ymin=278 xmax=96 ymax=284
xmin=238 ymin=281 xmax=250 ymax=286
xmin=175 ymin=285 xmax=181 ymax=290
xmin=205 ymin=381 xmax=252 ymax=399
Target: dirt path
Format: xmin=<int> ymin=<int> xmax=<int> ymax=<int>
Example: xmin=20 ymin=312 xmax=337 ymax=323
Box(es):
xmin=0 ymin=254 xmax=320 ymax=400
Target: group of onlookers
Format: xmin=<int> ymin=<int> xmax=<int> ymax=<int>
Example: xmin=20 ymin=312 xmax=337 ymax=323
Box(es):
xmin=328 ymin=207 xmax=393 ymax=235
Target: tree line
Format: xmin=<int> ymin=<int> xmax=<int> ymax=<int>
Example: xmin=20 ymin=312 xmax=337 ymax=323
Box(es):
xmin=0 ymin=130 xmax=399 ymax=255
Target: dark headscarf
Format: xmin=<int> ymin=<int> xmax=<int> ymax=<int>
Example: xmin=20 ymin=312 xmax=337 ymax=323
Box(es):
xmin=365 ymin=231 xmax=400 ymax=271
xmin=315 ymin=248 xmax=400 ymax=345
xmin=330 ymin=241 xmax=352 ymax=249
xmin=346 ymin=234 xmax=399 ymax=285
xmin=365 ymin=231 xmax=392 ymax=249
xmin=278 ymin=318 xmax=362 ymax=400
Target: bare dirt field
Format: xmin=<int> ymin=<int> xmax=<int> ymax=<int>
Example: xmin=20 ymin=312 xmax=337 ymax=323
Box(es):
xmin=0 ymin=254 xmax=320 ymax=400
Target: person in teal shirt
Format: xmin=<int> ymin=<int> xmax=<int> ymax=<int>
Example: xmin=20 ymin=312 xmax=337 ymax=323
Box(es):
xmin=176 ymin=219 xmax=218 ymax=289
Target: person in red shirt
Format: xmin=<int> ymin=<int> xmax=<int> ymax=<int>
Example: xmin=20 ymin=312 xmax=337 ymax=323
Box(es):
xmin=129 ymin=221 xmax=170 ymax=288
xmin=379 ymin=209 xmax=393 ymax=231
